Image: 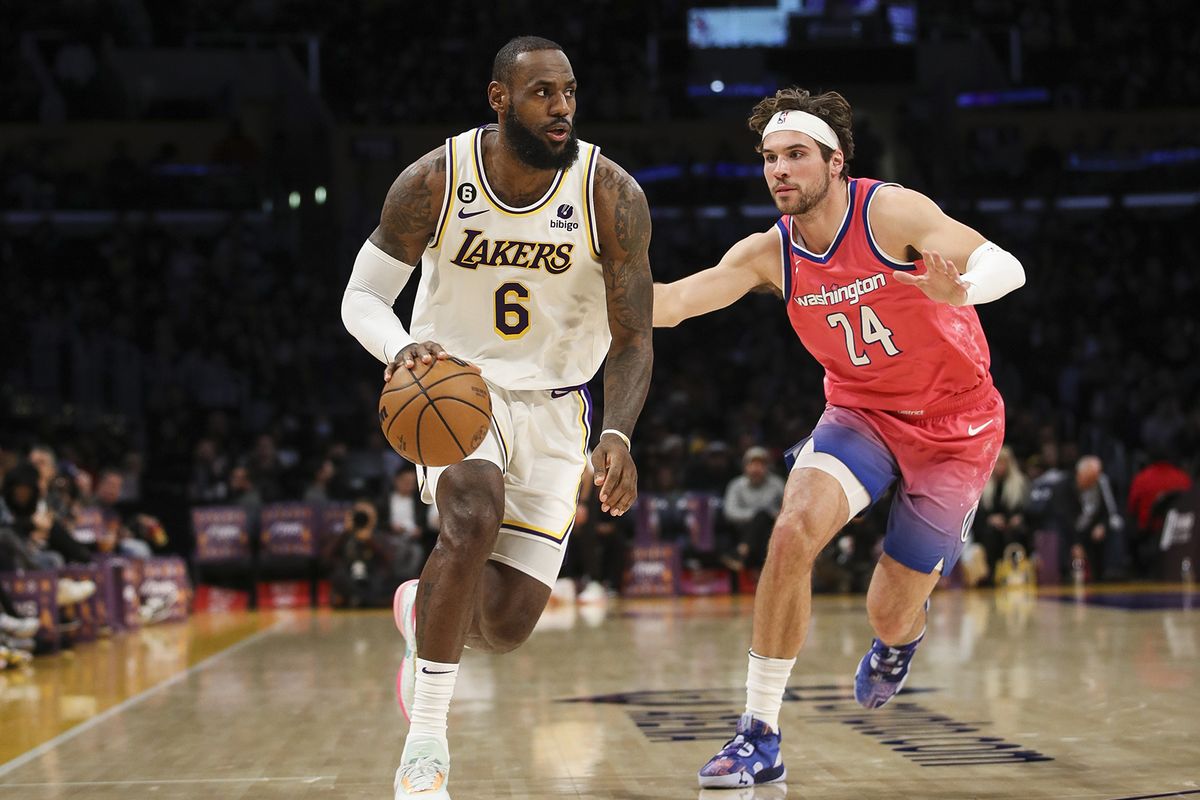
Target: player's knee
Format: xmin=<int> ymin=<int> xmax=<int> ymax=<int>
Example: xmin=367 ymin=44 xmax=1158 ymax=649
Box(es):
xmin=436 ymin=464 xmax=504 ymax=549
xmin=866 ymin=597 xmax=920 ymax=644
xmin=767 ymin=511 xmax=826 ymax=568
xmin=474 ymin=601 xmax=539 ymax=653
xmin=477 ymin=613 xmax=536 ymax=654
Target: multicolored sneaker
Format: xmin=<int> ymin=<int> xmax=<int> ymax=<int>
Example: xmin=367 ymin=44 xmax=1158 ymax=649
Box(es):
xmin=854 ymin=598 xmax=929 ymax=710
xmin=394 ymin=735 xmax=451 ymax=799
xmin=698 ymin=713 xmax=786 ymax=789
xmin=853 ymin=632 xmax=924 ymax=709
xmin=393 ymin=579 xmax=419 ymax=720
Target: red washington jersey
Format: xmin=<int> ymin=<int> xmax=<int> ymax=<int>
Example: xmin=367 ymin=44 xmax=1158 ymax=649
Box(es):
xmin=780 ymin=177 xmax=992 ymax=416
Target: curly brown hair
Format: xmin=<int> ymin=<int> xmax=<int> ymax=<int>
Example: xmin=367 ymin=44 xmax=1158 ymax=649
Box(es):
xmin=748 ymin=88 xmax=854 ymax=180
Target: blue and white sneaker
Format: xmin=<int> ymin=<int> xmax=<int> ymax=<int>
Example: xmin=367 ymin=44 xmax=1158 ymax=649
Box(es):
xmin=698 ymin=713 xmax=786 ymax=789
xmin=853 ymin=633 xmax=924 ymax=709
xmin=393 ymin=579 xmax=419 ymax=720
xmin=854 ymin=598 xmax=929 ymax=709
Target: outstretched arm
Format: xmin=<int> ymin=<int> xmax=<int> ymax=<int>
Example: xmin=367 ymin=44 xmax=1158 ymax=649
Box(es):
xmin=653 ymin=230 xmax=784 ymax=327
xmin=341 ymin=147 xmax=464 ymax=381
xmin=869 ymin=186 xmax=1024 ymax=306
xmin=591 ymin=157 xmax=654 ymax=516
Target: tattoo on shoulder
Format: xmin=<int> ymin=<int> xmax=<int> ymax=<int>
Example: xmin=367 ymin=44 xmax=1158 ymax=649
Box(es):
xmin=596 ymin=160 xmax=651 ymax=258
xmin=375 ymin=150 xmax=446 ymax=260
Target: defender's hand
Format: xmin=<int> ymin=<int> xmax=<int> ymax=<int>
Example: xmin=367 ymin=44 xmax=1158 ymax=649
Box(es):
xmin=892 ymin=249 xmax=968 ymax=306
xmin=592 ymin=435 xmax=637 ymax=516
xmin=384 ymin=341 xmax=450 ymax=382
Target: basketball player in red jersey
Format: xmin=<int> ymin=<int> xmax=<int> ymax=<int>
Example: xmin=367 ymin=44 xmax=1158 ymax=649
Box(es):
xmin=654 ymin=88 xmax=1025 ymax=789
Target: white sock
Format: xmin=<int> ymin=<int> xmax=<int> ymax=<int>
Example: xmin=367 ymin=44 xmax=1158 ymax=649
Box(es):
xmin=745 ymin=650 xmax=796 ymax=732
xmin=407 ymin=658 xmax=459 ymax=744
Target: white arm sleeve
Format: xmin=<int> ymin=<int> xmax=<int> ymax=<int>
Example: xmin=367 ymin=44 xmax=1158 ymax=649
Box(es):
xmin=961 ymin=241 xmax=1025 ymax=305
xmin=341 ymin=239 xmax=418 ymax=364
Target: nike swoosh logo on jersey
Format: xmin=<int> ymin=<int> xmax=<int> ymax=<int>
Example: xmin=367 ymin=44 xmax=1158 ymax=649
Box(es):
xmin=967 ymin=420 xmax=994 ymax=436
xmin=458 ymin=208 xmax=488 ymax=219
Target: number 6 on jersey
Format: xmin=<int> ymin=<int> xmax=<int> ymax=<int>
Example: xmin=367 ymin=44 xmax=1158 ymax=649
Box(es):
xmin=827 ymin=304 xmax=900 ymax=366
xmin=495 ymin=282 xmax=531 ymax=338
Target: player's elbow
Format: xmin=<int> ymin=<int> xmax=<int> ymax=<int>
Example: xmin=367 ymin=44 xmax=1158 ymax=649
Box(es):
xmin=1012 ymin=257 xmax=1027 ymax=292
xmin=340 ymin=287 xmax=361 ymax=337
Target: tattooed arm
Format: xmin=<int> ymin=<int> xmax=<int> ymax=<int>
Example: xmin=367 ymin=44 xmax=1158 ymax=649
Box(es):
xmin=370 ymin=147 xmax=445 ymax=265
xmin=343 ymin=147 xmax=463 ymax=381
xmin=590 ymin=156 xmax=654 ymax=516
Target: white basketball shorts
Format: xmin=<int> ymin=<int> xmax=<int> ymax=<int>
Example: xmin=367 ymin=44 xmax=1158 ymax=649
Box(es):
xmin=418 ymin=381 xmax=592 ymax=588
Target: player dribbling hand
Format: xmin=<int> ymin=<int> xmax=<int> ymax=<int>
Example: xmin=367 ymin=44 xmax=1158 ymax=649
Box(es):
xmin=384 ymin=341 xmax=483 ymax=382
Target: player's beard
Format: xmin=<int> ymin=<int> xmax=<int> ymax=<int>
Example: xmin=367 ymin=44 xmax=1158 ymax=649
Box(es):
xmin=503 ymin=112 xmax=579 ymax=171
xmin=776 ymin=168 xmax=832 ymax=216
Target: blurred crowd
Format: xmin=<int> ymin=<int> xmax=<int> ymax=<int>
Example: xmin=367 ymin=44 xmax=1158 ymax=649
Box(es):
xmin=3 ymin=199 xmax=1197 ymax=600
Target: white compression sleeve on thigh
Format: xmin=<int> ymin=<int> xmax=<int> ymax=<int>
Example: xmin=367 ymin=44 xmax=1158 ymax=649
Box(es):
xmin=745 ymin=650 xmax=796 ymax=732
xmin=961 ymin=241 xmax=1025 ymax=305
xmin=341 ymin=239 xmax=417 ymax=364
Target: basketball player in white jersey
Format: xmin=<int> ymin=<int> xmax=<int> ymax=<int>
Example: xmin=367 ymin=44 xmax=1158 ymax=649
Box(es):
xmin=341 ymin=36 xmax=653 ymax=800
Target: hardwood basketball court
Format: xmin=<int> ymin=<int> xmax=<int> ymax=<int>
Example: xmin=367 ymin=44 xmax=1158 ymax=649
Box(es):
xmin=1 ymin=586 xmax=1197 ymax=799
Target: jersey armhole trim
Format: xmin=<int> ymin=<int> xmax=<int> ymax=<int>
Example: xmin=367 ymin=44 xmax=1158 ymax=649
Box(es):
xmin=583 ymin=145 xmax=602 ymax=260
xmin=863 ymin=181 xmax=918 ymax=271
xmin=776 ymin=218 xmax=791 ymax=301
xmin=429 ymin=136 xmax=456 ymax=249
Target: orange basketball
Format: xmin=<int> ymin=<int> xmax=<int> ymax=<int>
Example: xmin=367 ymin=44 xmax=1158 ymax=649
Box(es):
xmin=378 ymin=357 xmax=492 ymax=467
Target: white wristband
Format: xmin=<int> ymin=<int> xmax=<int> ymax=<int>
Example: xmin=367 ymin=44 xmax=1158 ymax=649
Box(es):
xmin=961 ymin=241 xmax=1025 ymax=305
xmin=600 ymin=429 xmax=631 ymax=449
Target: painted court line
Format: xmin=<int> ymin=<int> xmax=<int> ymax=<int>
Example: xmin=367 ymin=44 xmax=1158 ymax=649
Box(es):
xmin=0 ymin=776 xmax=335 ymax=787
xmin=0 ymin=622 xmax=281 ymax=780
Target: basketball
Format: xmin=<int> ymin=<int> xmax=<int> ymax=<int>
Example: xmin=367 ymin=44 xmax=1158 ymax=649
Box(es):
xmin=378 ymin=357 xmax=492 ymax=467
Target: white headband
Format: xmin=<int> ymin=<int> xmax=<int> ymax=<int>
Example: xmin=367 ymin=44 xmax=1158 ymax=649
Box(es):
xmin=761 ymin=110 xmax=840 ymax=151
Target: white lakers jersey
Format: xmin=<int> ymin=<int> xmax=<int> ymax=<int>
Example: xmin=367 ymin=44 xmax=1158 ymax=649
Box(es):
xmin=410 ymin=125 xmax=609 ymax=390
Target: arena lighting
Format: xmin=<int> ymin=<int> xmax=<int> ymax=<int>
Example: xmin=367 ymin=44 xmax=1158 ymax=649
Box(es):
xmin=288 ymin=191 xmax=301 ymax=209
xmin=687 ymin=81 xmax=776 ymax=97
xmin=314 ymin=186 xmax=328 ymax=205
xmin=955 ymin=87 xmax=1051 ymax=108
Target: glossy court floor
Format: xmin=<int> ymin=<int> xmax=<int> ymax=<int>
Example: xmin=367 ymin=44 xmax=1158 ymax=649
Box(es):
xmin=1 ymin=586 xmax=1197 ymax=799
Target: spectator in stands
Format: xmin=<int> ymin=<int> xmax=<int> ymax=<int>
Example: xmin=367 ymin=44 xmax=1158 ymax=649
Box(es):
xmin=721 ymin=446 xmax=785 ymax=572
xmin=227 ymin=465 xmax=263 ymax=532
xmin=1127 ymin=445 xmax=1193 ymax=577
xmin=92 ymin=468 xmax=166 ymax=559
xmin=1073 ymin=455 xmax=1126 ymax=581
xmin=682 ymin=440 xmax=739 ymax=493
xmin=19 ymin=446 xmax=91 ymax=563
xmin=974 ymin=445 xmax=1032 ymax=575
xmin=188 ymin=437 xmax=229 ymax=503
xmin=388 ymin=467 xmax=438 ymax=562
xmin=303 ymin=458 xmax=337 ymax=504
xmin=325 ymin=499 xmax=393 ymax=608
xmin=1 ymin=462 xmax=66 ymax=570
xmin=246 ymin=434 xmax=284 ymax=503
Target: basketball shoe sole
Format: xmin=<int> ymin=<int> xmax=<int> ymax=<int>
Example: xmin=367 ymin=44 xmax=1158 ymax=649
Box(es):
xmin=394 ymin=579 xmax=419 ymax=720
